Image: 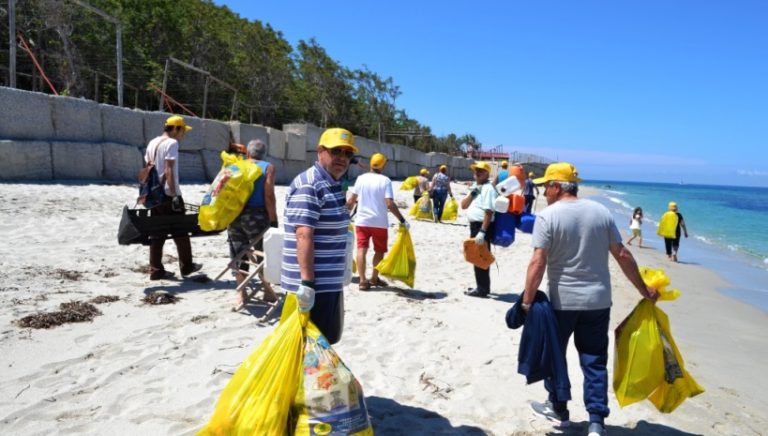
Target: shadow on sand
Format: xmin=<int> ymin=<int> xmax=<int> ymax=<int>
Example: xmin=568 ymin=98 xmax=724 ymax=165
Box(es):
xmin=143 ymin=274 xmax=232 ymax=295
xmin=545 ymin=420 xmax=703 ymax=436
xmin=366 ymin=396 xmax=489 ymax=435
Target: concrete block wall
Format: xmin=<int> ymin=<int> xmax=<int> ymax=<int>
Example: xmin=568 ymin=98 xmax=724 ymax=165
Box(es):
xmin=0 ymin=89 xmax=475 ymax=185
xmin=0 ymin=140 xmax=53 ymax=179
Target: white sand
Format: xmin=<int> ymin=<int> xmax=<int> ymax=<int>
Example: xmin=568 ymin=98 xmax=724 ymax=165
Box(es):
xmin=0 ymin=181 xmax=766 ymax=435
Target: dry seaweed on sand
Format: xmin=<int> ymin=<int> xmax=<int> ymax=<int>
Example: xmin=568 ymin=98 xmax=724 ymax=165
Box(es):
xmin=53 ymin=269 xmax=83 ymax=281
xmin=15 ymin=301 xmax=102 ymax=329
xmin=142 ymin=292 xmax=180 ymax=305
xmin=90 ymin=295 xmax=120 ymax=304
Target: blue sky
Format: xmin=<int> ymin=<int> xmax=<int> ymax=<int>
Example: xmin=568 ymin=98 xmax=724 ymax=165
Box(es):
xmin=217 ymin=0 xmax=768 ymax=187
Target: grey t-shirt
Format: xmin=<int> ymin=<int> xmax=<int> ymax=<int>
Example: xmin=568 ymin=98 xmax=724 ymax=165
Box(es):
xmin=532 ymin=198 xmax=622 ymax=310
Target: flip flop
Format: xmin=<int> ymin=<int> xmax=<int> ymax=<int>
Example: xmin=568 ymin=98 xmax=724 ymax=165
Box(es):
xmin=371 ymin=278 xmax=389 ymax=287
xmin=359 ymin=281 xmax=371 ymax=291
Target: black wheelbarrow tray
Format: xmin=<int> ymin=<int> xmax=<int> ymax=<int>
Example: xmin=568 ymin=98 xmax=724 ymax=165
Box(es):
xmin=117 ymin=204 xmax=222 ymax=246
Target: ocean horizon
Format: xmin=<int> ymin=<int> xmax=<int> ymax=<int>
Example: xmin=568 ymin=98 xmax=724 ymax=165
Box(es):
xmin=583 ymin=179 xmax=768 ymax=312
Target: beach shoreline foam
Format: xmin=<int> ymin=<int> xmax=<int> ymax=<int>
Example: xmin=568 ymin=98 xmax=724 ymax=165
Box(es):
xmin=0 ymin=181 xmax=766 ymax=435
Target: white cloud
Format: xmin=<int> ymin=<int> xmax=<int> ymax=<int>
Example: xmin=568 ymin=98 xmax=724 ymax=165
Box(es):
xmin=509 ymin=146 xmax=707 ymax=167
xmin=736 ymin=169 xmax=768 ymax=177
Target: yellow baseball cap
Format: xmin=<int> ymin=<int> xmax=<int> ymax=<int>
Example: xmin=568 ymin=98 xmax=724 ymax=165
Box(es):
xmin=420 ymin=168 xmax=429 ymax=176
xmin=668 ymin=201 xmax=678 ymax=210
xmin=470 ymin=161 xmax=492 ymax=173
xmin=165 ymin=115 xmax=192 ymax=131
xmin=501 ymin=160 xmax=508 ymax=168
xmin=318 ymin=127 xmax=358 ymax=154
xmin=439 ymin=164 xmax=448 ymax=172
xmin=370 ymin=153 xmax=387 ymax=169
xmin=528 ymin=171 xmax=534 ymax=177
xmin=533 ymin=162 xmax=582 ymax=184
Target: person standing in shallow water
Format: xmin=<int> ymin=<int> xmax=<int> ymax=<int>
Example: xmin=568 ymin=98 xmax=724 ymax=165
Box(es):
xmin=626 ymin=207 xmax=644 ymax=247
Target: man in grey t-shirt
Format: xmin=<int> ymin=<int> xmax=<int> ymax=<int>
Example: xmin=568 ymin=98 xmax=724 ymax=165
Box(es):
xmin=520 ymin=162 xmax=657 ymax=436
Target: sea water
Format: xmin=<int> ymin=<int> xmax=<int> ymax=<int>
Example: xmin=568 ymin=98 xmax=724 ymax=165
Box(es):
xmin=582 ymin=180 xmax=768 ymax=312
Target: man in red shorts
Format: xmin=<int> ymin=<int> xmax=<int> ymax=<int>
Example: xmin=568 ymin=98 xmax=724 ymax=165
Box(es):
xmin=346 ymin=153 xmax=409 ymax=290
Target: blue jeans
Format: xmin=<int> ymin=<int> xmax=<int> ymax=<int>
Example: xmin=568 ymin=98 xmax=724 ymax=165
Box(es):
xmin=432 ymin=188 xmax=448 ymax=220
xmin=545 ymin=308 xmax=610 ymax=424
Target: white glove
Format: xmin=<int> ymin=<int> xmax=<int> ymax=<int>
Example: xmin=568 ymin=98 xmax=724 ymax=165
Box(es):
xmin=400 ymin=220 xmax=410 ymax=230
xmin=474 ymin=230 xmax=486 ymax=245
xmin=296 ymin=284 xmax=315 ymax=312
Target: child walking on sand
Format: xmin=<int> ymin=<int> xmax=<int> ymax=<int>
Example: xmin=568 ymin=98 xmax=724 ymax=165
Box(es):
xmin=627 ymin=207 xmax=644 ymax=247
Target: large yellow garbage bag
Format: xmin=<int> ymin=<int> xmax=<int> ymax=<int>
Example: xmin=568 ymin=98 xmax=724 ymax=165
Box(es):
xmin=400 ymin=176 xmax=418 ymax=190
xmin=613 ymin=268 xmax=704 ymax=413
xmin=414 ymin=193 xmax=434 ymax=221
xmin=198 ymin=151 xmax=263 ymax=231
xmin=198 ymin=309 xmax=307 ymax=435
xmin=657 ymin=211 xmax=679 ymax=239
xmin=441 ymin=197 xmax=459 ymax=222
xmin=374 ymin=225 xmax=416 ymax=288
xmin=290 ymin=319 xmax=374 ymax=435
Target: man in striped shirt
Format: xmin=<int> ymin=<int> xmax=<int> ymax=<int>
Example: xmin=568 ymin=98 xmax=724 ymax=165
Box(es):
xmin=281 ymin=127 xmax=357 ymax=344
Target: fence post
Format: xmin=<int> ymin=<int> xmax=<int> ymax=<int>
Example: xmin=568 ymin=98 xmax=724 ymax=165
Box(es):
xmin=116 ymin=23 xmax=123 ymax=106
xmin=8 ymin=0 xmax=16 ymax=88
xmin=202 ymin=75 xmax=210 ymax=118
xmin=160 ymin=58 xmax=170 ymax=111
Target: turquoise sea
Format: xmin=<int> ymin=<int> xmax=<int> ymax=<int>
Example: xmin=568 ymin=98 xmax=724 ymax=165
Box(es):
xmin=582 ymin=180 xmax=768 ymax=312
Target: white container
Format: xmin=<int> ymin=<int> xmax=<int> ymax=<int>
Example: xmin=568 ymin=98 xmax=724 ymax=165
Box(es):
xmin=344 ymin=229 xmax=354 ymax=286
xmin=263 ymin=227 xmax=284 ymax=285
xmin=496 ymin=176 xmax=521 ymax=196
xmin=494 ymin=195 xmax=510 ymax=213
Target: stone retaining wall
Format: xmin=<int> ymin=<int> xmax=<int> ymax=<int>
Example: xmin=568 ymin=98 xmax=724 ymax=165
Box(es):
xmin=0 ymin=87 xmax=476 ymax=184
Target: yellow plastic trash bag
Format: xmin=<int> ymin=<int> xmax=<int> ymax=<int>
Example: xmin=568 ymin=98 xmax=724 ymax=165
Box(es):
xmin=613 ymin=268 xmax=704 ymax=413
xmin=400 ymin=176 xmax=418 ymax=190
xmin=198 ymin=151 xmax=262 ymax=231
xmin=290 ymin=319 xmax=374 ymax=435
xmin=657 ymin=211 xmax=679 ymax=239
xmin=408 ymin=201 xmax=419 ymax=217
xmin=374 ymin=225 xmax=416 ymax=288
xmin=441 ymin=197 xmax=459 ymax=222
xmin=414 ymin=193 xmax=434 ymax=221
xmin=198 ymin=309 xmax=307 ymax=435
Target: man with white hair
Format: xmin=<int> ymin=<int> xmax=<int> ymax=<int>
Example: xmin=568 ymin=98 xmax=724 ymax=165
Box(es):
xmin=227 ymin=139 xmax=278 ymax=307
xmin=521 ymin=162 xmax=658 ymax=436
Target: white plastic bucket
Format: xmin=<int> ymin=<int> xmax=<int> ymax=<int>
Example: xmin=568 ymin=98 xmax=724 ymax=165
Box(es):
xmin=496 ymin=176 xmax=521 ymax=196
xmin=263 ymin=227 xmax=284 ymax=285
xmin=494 ymin=195 xmax=510 ymax=213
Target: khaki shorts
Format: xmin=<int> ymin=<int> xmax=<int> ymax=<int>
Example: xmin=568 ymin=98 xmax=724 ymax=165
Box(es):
xmin=631 ymin=229 xmax=642 ymax=237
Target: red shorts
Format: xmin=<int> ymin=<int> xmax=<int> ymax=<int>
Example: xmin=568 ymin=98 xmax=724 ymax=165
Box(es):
xmin=355 ymin=226 xmax=388 ymax=253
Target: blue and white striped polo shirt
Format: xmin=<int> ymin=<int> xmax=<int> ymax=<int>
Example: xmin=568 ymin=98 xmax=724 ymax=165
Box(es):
xmin=281 ymin=162 xmax=350 ymax=294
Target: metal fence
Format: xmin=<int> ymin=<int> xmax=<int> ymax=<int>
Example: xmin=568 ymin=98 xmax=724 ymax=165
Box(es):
xmin=1 ymin=0 xmax=244 ymax=119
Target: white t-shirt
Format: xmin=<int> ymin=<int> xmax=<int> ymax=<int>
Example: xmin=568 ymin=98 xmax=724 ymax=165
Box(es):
xmin=145 ymin=136 xmax=180 ymax=196
xmin=353 ymin=172 xmax=394 ymax=229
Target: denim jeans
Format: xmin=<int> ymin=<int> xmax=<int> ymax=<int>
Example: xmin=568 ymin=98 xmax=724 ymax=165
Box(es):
xmin=432 ymin=188 xmax=448 ymax=220
xmin=545 ymin=308 xmax=611 ymax=424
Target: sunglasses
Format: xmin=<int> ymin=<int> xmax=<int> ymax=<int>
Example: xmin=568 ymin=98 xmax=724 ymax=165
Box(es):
xmin=324 ymin=147 xmax=355 ymax=159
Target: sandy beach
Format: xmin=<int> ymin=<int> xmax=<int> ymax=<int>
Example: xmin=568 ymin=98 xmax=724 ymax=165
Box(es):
xmin=0 ymin=180 xmax=766 ymax=435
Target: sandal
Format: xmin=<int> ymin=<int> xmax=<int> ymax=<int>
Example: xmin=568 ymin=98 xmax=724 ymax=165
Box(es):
xmin=370 ymin=277 xmax=389 ymax=287
xmin=359 ymin=281 xmax=371 ymax=291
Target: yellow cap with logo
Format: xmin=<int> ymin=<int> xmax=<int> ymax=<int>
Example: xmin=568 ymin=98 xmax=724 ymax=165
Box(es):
xmin=533 ymin=162 xmax=582 ymax=184
xmin=318 ymin=127 xmax=358 ymax=154
xmin=165 ymin=115 xmax=192 ymax=131
xmin=420 ymin=168 xmax=429 ymax=176
xmin=370 ymin=153 xmax=387 ymax=169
